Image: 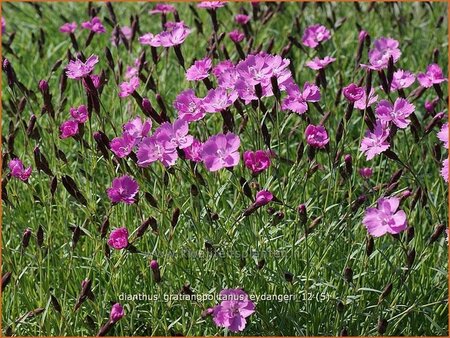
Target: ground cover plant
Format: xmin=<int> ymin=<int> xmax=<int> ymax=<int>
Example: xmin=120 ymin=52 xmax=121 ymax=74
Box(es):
xmin=1 ymin=1 xmax=449 ymax=336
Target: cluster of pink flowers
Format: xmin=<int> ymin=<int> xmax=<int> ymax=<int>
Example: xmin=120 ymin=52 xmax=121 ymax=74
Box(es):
xmin=59 ymin=16 xmax=105 ymax=35
xmin=60 ymin=105 xmax=89 ymax=139
xmin=110 ymin=116 xmax=152 ymax=158
xmin=139 ymin=21 xmax=191 ymax=47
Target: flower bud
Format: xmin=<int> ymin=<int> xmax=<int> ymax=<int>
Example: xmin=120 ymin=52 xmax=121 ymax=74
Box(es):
xmin=22 ymin=228 xmax=32 ymax=249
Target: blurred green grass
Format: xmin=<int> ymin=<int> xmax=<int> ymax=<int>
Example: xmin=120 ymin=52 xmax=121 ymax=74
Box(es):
xmin=1 ymin=1 xmax=448 ymax=336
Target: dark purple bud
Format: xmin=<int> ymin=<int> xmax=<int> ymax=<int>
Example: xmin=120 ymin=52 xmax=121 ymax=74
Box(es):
xmin=340 ymin=327 xmax=348 ymax=336
xmin=406 ymin=249 xmax=416 ymax=268
xmin=26 ymin=114 xmax=37 ymax=137
xmin=136 ymin=217 xmax=152 ymax=238
xmin=366 ymin=235 xmax=374 ymax=256
xmin=38 ymin=80 xmax=49 ymax=93
xmin=378 ymin=282 xmax=393 ymax=303
xmin=343 ymin=266 xmax=353 ymax=283
xmin=297 ymin=204 xmax=307 ymax=225
xmin=344 ymin=154 xmax=352 ymax=176
xmin=144 ymin=192 xmax=158 ymax=208
xmin=2 ymin=272 xmax=12 ymax=291
xmin=377 ymin=318 xmax=388 ymax=334
xmin=37 ymin=225 xmax=44 ymax=247
xmin=429 ymin=224 xmax=446 ymax=244
xmin=171 ymin=208 xmax=180 ymax=228
xmin=100 ymin=217 xmax=109 ymax=239
xmin=51 ymin=293 xmax=62 ymax=313
xmin=406 ymin=226 xmax=414 ymax=243
xmin=149 ymin=259 xmax=161 ymax=283
xmin=257 ymin=259 xmax=265 ymax=270
xmin=22 ymin=228 xmax=32 ymax=249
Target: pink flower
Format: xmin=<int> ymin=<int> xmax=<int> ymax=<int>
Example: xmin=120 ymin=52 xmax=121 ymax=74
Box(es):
xmin=255 ymin=190 xmax=273 ymax=207
xmin=185 ymin=57 xmax=212 ymax=81
xmin=212 ymin=289 xmax=255 ymax=332
xmin=110 ymin=303 xmax=124 ymax=323
xmin=360 ymin=120 xmax=390 ymax=160
xmin=156 ymin=119 xmax=194 ymax=149
xmin=60 ymin=120 xmax=79 ymax=139
xmin=9 ymin=158 xmax=32 ymax=181
xmin=201 ymin=133 xmax=240 ymax=171
xmin=197 ymin=1 xmax=226 ymax=9
xmin=149 ymin=4 xmax=176 ymax=15
xmin=157 ymin=22 xmax=191 ymax=47
xmin=107 ymin=175 xmax=139 ymax=204
xmin=235 ymin=14 xmax=250 ymax=25
xmin=229 ymin=30 xmax=245 ymax=43
xmin=59 ymin=22 xmax=77 ymax=34
xmin=302 ymin=24 xmax=331 ymax=48
xmin=354 ymin=88 xmax=378 ymax=110
xmin=375 ymin=98 xmax=415 ymax=129
xmin=306 ymin=56 xmax=336 ymax=70
xmin=118 ymin=76 xmax=139 ymax=98
xmin=137 ymin=134 xmax=178 ymax=167
xmin=138 ymin=33 xmax=159 ymax=46
xmin=390 ymin=70 xmax=415 ymax=91
xmin=417 ymin=64 xmax=447 ymax=88
xmin=70 ymin=105 xmax=89 ymax=124
xmin=213 ymin=60 xmax=238 ymax=89
xmin=305 ymin=124 xmax=329 ymax=149
xmin=125 ymin=66 xmax=138 ymax=80
xmin=201 ymin=88 xmax=238 ymax=113
xmin=363 ymin=197 xmax=407 ymax=237
xmin=282 ymin=82 xmax=320 ymax=114
xmin=441 ymin=159 xmax=448 ymax=183
xmin=110 ymin=133 xmax=136 ymax=158
xmin=184 ymin=138 xmax=203 ymax=162
xmin=123 ymin=117 xmax=152 ymax=142
xmin=437 ymin=123 xmax=448 ymax=149
xmin=359 ymin=167 xmax=373 ymax=179
xmin=107 ymin=227 xmax=129 ymax=249
xmin=343 ymin=83 xmax=364 ymax=103
xmin=243 ymin=150 xmax=271 ymax=174
xmin=361 ymin=37 xmax=401 ymax=71
xmin=66 ymin=55 xmax=99 ymax=80
xmin=173 ymin=89 xmax=206 ymax=122
xmin=81 ymin=17 xmax=105 ymax=34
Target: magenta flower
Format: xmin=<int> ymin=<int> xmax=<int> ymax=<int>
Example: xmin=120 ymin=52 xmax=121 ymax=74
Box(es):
xmin=343 ymin=83 xmax=364 ymax=103
xmin=201 ymin=88 xmax=238 ymax=113
xmin=137 ymin=134 xmax=178 ymax=167
xmin=390 ymin=70 xmax=415 ymax=91
xmin=70 ymin=105 xmax=89 ymax=124
xmin=282 ymin=82 xmax=320 ymax=114
xmin=229 ymin=30 xmax=245 ymax=43
xmin=118 ymin=76 xmax=139 ymax=98
xmin=156 ymin=119 xmax=194 ymax=149
xmin=212 ymin=289 xmax=255 ymax=333
xmin=157 ymin=22 xmax=191 ymax=47
xmin=302 ymin=24 xmax=331 ymax=48
xmin=110 ymin=303 xmax=124 ymax=323
xmin=149 ymin=4 xmax=176 ymax=15
xmin=255 ymin=190 xmax=273 ymax=207
xmin=185 ymin=57 xmax=212 ymax=81
xmin=59 ymin=22 xmax=77 ymax=34
xmin=213 ymin=60 xmax=238 ymax=89
xmin=184 ymin=138 xmax=203 ymax=162
xmin=359 ymin=167 xmax=373 ymax=179
xmin=123 ymin=117 xmax=152 ymax=142
xmin=9 ymin=158 xmax=32 ymax=181
xmin=417 ymin=64 xmax=447 ymax=88
xmin=81 ymin=17 xmax=105 ymax=34
xmin=107 ymin=227 xmax=129 ymax=250
xmin=107 ymin=175 xmax=139 ymax=204
xmin=363 ymin=197 xmax=407 ymax=237
xmin=235 ymin=14 xmax=250 ymax=25
xmin=66 ymin=55 xmax=99 ymax=80
xmin=354 ymin=88 xmax=378 ymax=110
xmin=243 ymin=150 xmax=271 ymax=174
xmin=306 ymin=56 xmax=336 ymax=70
xmin=375 ymin=98 xmax=415 ymax=129
xmin=197 ymin=1 xmax=226 ymax=9
xmin=441 ymin=159 xmax=448 ymax=183
xmin=361 ymin=37 xmax=401 ymax=71
xmin=60 ymin=120 xmax=79 ymax=139
xmin=360 ymin=120 xmax=390 ymax=160
xmin=201 ymin=133 xmax=240 ymax=171
xmin=437 ymin=123 xmax=448 ymax=149
xmin=138 ymin=33 xmax=159 ymax=46
xmin=125 ymin=66 xmax=138 ymax=80
xmin=173 ymin=89 xmax=206 ymax=122
xmin=305 ymin=124 xmax=329 ymax=149
xmin=110 ymin=133 xmax=136 ymax=158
